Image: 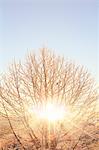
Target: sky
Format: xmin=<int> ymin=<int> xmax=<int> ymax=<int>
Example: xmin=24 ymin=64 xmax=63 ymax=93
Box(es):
xmin=0 ymin=0 xmax=98 ymax=80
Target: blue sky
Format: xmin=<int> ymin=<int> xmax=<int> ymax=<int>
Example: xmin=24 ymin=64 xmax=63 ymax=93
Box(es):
xmin=0 ymin=0 xmax=98 ymax=80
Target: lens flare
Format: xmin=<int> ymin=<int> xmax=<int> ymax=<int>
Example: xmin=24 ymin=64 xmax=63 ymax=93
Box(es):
xmin=28 ymin=101 xmax=71 ymax=122
xmin=39 ymin=102 xmax=66 ymax=121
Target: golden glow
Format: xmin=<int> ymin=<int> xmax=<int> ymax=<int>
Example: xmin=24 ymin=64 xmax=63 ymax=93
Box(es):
xmin=39 ymin=102 xmax=66 ymax=121
xmin=28 ymin=101 xmax=68 ymax=122
xmin=96 ymin=99 xmax=99 ymax=112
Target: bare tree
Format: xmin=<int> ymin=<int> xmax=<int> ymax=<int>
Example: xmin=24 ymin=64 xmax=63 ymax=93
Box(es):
xmin=0 ymin=48 xmax=98 ymax=150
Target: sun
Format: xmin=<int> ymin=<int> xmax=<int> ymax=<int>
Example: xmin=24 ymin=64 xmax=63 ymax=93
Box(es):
xmin=39 ymin=102 xmax=66 ymax=122
xmin=28 ymin=101 xmax=68 ymax=122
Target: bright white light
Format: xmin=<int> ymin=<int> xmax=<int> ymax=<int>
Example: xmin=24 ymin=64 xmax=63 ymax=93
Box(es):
xmin=28 ymin=101 xmax=67 ymax=122
xmin=39 ymin=102 xmax=66 ymax=121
